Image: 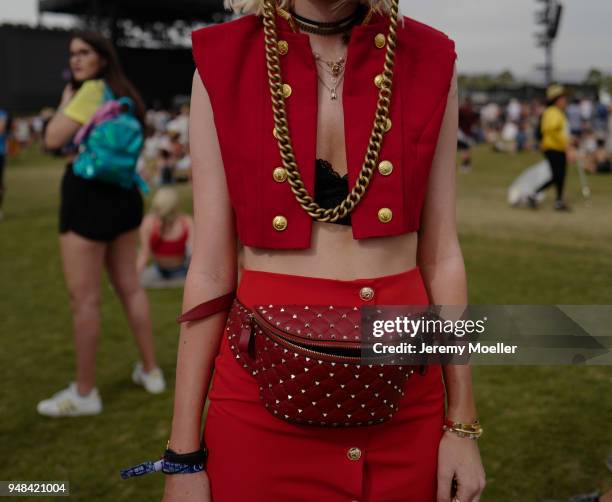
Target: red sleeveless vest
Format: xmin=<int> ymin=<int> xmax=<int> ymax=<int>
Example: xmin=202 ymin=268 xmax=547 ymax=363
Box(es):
xmin=192 ymin=11 xmax=456 ymax=249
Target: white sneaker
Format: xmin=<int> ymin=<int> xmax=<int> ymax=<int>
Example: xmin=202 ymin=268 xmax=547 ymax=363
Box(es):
xmin=37 ymin=383 xmax=102 ymax=417
xmin=132 ymin=362 xmax=166 ymax=394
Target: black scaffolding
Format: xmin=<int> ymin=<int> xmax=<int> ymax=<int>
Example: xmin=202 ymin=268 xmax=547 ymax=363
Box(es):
xmin=39 ymin=0 xmax=229 ymax=46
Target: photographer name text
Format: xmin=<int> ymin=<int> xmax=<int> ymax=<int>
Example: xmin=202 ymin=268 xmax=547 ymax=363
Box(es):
xmin=372 ymin=342 xmax=518 ymax=355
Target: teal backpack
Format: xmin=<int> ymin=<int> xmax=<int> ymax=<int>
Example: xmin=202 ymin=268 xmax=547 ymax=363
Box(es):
xmin=73 ymin=84 xmax=148 ymax=192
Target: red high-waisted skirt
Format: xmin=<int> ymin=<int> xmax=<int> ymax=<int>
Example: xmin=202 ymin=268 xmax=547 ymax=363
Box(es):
xmin=204 ymin=267 xmax=445 ymax=502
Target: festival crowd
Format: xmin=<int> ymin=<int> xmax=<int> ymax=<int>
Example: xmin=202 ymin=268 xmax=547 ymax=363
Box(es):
xmin=458 ymin=95 xmax=612 ymax=174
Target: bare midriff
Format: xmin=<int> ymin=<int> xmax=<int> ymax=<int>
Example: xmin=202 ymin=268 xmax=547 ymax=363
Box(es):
xmin=239 ymin=221 xmax=418 ymax=282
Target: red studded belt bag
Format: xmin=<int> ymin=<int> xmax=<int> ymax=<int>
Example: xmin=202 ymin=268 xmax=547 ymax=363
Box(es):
xmin=178 ymin=292 xmax=425 ymax=428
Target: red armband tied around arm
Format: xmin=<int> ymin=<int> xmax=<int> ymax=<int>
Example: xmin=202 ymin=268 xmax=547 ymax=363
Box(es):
xmin=176 ymin=291 xmax=236 ymax=323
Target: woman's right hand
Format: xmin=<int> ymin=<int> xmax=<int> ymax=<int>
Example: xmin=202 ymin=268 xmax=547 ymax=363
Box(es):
xmin=162 ymin=471 xmax=211 ymax=502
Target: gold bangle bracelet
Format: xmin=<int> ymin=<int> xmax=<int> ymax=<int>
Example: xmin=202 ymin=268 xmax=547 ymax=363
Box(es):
xmin=448 ymin=425 xmax=483 ymax=433
xmin=443 ymin=426 xmax=483 ymax=439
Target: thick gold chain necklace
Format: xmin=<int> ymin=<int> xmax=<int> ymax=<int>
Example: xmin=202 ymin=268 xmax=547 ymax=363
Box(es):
xmin=262 ymin=0 xmax=399 ymax=223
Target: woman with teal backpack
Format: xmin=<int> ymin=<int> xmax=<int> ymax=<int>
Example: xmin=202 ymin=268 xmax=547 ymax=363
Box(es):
xmin=39 ymin=32 xmax=166 ymax=416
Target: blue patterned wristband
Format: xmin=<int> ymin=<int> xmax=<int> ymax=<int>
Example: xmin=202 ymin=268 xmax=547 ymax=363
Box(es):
xmin=120 ymin=459 xmax=205 ymax=479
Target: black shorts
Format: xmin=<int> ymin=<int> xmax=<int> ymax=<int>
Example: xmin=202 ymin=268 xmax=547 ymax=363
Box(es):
xmin=59 ymin=164 xmax=143 ymax=242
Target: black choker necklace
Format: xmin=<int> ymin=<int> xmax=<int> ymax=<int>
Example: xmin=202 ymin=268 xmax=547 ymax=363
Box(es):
xmin=288 ymin=4 xmax=367 ymax=36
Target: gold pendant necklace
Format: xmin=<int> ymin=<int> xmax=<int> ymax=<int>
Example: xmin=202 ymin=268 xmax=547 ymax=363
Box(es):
xmin=314 ymin=53 xmax=346 ymax=75
xmin=313 ymin=51 xmax=346 ymax=100
xmin=317 ymin=72 xmax=345 ymax=101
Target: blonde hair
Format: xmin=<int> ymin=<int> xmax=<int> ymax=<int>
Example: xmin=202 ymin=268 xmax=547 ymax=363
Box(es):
xmin=224 ymin=0 xmax=394 ymax=17
xmin=151 ymin=188 xmax=180 ymax=220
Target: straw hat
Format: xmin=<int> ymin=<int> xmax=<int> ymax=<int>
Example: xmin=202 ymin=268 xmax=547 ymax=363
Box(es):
xmin=546 ymin=84 xmax=567 ymax=103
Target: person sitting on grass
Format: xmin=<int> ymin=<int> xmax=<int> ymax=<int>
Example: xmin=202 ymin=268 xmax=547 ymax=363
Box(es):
xmin=137 ymin=187 xmax=193 ymax=288
xmin=583 ymin=138 xmax=611 ymax=174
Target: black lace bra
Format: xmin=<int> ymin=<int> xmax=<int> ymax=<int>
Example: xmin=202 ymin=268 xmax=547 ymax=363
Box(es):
xmin=314 ymin=159 xmax=351 ymax=226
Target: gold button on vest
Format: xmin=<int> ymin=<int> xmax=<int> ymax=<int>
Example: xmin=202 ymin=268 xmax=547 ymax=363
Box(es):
xmin=278 ymin=40 xmax=289 ymax=55
xmin=272 ymin=127 xmax=279 ymax=140
xmin=272 ymin=215 xmax=288 ymax=231
xmin=378 ymin=160 xmax=393 ymax=176
xmin=384 ymin=118 xmax=392 ymax=132
xmin=378 ymin=208 xmax=393 ymax=223
xmin=282 ymin=83 xmax=292 ymax=98
xmin=272 ymin=167 xmax=287 ymax=182
xmin=374 ymin=33 xmax=386 ymax=49
xmin=347 ymin=447 xmax=362 ymax=461
xmin=359 ymin=287 xmax=375 ymax=301
xmin=374 ymin=73 xmax=385 ymax=89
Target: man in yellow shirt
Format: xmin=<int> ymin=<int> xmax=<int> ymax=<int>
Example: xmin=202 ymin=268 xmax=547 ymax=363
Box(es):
xmin=529 ymin=84 xmax=571 ymax=211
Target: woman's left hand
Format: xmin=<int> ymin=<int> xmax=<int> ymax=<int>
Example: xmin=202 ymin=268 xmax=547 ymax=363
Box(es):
xmin=59 ymin=83 xmax=75 ymax=109
xmin=437 ymin=431 xmax=486 ymax=502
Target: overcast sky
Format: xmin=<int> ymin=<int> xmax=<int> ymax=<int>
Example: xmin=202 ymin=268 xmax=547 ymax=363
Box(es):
xmin=1 ymin=0 xmax=611 ymax=81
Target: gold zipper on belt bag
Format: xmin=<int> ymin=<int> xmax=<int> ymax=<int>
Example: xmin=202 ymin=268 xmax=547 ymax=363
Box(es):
xmin=249 ymin=311 xmax=397 ymax=364
xmin=266 ymin=328 xmax=364 ymax=363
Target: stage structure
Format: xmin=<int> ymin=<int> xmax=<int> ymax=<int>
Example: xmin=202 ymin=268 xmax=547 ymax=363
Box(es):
xmin=39 ymin=0 xmax=230 ymax=47
xmin=3 ymin=0 xmax=231 ymax=113
xmin=0 ymin=0 xmax=233 ymax=111
xmin=534 ymin=0 xmax=564 ymax=85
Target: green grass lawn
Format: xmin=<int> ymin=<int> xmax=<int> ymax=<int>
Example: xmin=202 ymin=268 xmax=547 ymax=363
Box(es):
xmin=1 ymin=145 xmax=611 ymax=501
